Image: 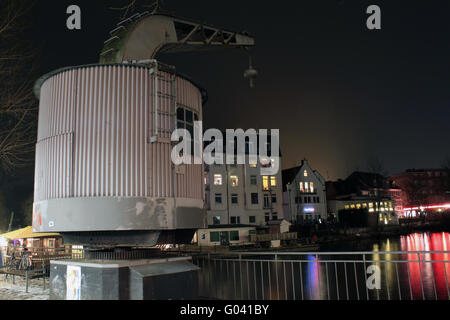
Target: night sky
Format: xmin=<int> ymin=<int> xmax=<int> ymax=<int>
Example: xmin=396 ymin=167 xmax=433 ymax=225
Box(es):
xmin=29 ymin=0 xmax=450 ymax=181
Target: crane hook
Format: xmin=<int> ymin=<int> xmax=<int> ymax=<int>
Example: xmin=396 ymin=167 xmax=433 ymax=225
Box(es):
xmin=244 ymin=55 xmax=258 ymax=88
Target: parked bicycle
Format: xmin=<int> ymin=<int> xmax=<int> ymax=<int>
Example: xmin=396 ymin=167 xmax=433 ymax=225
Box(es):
xmin=5 ymin=248 xmax=33 ymax=271
xmin=18 ymin=252 xmax=33 ymax=271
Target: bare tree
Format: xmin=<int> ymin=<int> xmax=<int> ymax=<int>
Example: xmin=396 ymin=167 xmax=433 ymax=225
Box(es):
xmin=400 ymin=176 xmax=429 ymax=218
xmin=441 ymin=155 xmax=450 ymax=194
xmin=366 ymin=156 xmax=389 ymax=227
xmin=367 ymin=156 xmax=388 ymax=177
xmin=442 ymin=155 xmax=450 ymax=170
xmin=0 ymin=0 xmax=37 ymax=171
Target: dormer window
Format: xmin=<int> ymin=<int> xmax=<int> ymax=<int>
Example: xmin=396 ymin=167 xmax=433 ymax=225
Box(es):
xmin=304 ymin=170 xmax=308 ymax=177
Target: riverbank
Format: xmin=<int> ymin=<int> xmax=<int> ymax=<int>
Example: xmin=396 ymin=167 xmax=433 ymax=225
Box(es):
xmin=175 ymin=222 xmax=450 ymax=255
xmin=312 ymin=221 xmax=450 ymax=249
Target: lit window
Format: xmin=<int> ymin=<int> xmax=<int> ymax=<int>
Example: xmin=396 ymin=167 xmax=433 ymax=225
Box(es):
xmin=363 ymin=203 xmax=368 ymax=208
xmin=369 ymin=203 xmax=374 ymax=208
xmin=351 ymin=204 xmax=356 ymax=209
xmin=230 ymin=176 xmax=239 ymax=187
xmin=270 ymin=176 xmax=277 ymax=187
xmin=299 ymin=182 xmax=304 ymax=192
xmin=263 ymin=176 xmax=270 ymax=190
xmin=310 ymin=182 xmax=314 ymax=193
xmin=356 ymin=204 xmax=361 ymax=209
xmin=214 ymin=174 xmax=223 ymax=186
xmin=305 ymin=182 xmax=309 ymax=192
xmin=250 ymin=163 xmax=257 ymax=168
xmin=304 ymin=170 xmax=308 ymax=177
xmin=345 ymin=205 xmax=350 ymax=210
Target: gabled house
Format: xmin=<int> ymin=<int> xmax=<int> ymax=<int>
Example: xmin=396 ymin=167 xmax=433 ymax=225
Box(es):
xmin=282 ymin=159 xmax=327 ymax=224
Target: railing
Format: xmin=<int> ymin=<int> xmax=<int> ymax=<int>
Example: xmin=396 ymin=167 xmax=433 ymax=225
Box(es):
xmin=2 ymin=246 xmax=449 ymax=300
xmin=193 ymin=251 xmax=450 ymax=300
xmin=0 ymin=246 xmax=85 ymax=270
xmin=0 ymin=246 xmax=84 ymax=293
xmin=250 ymin=233 xmax=298 ymax=243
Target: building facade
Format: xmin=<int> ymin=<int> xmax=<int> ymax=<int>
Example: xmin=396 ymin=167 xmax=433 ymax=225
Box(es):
xmin=327 ymin=172 xmax=400 ymax=225
xmin=195 ymin=226 xmax=257 ymax=247
xmin=327 ymin=197 xmax=396 ymax=226
xmin=390 ymin=169 xmax=450 ymax=218
xmin=205 ymin=160 xmax=284 ymax=227
xmin=282 ymin=160 xmax=327 ymax=224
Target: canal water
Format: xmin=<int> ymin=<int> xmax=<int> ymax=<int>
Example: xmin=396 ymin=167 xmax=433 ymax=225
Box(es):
xmin=195 ymin=232 xmax=450 ymax=300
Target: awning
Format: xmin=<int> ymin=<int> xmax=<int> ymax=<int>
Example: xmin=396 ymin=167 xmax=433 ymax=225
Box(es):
xmin=0 ymin=226 xmax=61 ymax=240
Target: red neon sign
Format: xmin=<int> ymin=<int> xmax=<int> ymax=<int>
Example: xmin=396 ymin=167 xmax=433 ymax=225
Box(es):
xmin=403 ymin=203 xmax=450 ymax=211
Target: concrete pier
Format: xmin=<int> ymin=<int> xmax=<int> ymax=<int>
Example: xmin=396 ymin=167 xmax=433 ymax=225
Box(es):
xmin=49 ymin=256 xmax=199 ymax=300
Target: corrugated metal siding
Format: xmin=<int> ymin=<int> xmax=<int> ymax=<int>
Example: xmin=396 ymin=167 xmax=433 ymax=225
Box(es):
xmin=37 ymin=71 xmax=76 ymax=141
xmin=35 ymin=64 xmax=204 ymax=202
xmin=34 ymin=133 xmax=73 ymax=201
xmin=72 ymin=65 xmax=150 ymax=198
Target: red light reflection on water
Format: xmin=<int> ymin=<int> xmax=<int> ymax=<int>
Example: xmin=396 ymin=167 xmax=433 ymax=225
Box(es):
xmin=400 ymin=232 xmax=450 ymax=299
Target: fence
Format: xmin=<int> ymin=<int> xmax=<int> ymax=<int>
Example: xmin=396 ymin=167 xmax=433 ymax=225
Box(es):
xmin=2 ymin=246 xmax=449 ymax=300
xmin=0 ymin=246 xmax=84 ymax=271
xmin=193 ymin=251 xmax=450 ymax=300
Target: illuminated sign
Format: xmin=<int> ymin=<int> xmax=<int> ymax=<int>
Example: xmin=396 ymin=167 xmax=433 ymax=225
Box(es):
xmin=304 ymin=207 xmax=315 ymax=213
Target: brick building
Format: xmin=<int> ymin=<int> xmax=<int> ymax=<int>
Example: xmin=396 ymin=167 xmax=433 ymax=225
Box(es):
xmin=390 ymin=169 xmax=450 ymax=218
